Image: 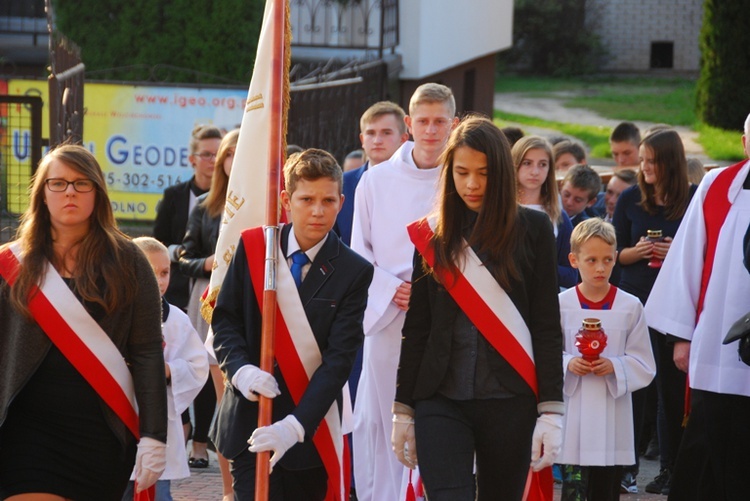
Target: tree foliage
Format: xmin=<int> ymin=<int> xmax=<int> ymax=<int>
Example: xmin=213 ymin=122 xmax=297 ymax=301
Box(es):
xmin=697 ymin=1 xmax=750 ymax=131
xmin=53 ymin=0 xmax=265 ymax=84
xmin=499 ymin=0 xmax=606 ymax=77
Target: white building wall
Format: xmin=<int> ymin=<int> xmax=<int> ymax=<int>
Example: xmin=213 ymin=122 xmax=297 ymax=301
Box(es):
xmin=397 ymin=0 xmax=513 ymax=79
xmin=589 ymin=0 xmax=703 ymax=71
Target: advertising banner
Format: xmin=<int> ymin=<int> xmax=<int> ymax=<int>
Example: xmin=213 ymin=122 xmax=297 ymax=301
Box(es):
xmin=5 ymin=79 xmax=246 ymax=220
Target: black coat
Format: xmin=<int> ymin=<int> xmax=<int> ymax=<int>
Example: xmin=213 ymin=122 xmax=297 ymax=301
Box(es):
xmin=210 ymin=225 xmax=373 ymax=468
xmin=178 ymin=193 xmax=221 ymax=279
xmin=0 ymin=241 xmax=168 ymax=447
xmin=395 ymin=208 xmax=564 ymax=411
xmin=153 ymin=178 xmax=207 ymax=309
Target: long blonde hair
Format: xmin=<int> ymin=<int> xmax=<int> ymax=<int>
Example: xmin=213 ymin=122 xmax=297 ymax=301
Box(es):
xmin=202 ymin=129 xmax=240 ymax=218
xmin=7 ymin=144 xmax=136 ymax=318
xmin=511 ymin=135 xmax=562 ymax=225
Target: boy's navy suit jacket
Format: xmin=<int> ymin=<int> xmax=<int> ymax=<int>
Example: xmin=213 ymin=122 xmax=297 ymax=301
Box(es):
xmin=211 ymin=224 xmax=373 ymax=469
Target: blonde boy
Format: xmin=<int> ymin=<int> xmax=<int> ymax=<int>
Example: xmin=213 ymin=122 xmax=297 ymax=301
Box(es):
xmin=351 ymin=83 xmax=458 ymax=501
xmin=557 ymin=219 xmax=655 ymax=501
xmin=122 ymin=237 xmax=209 ymax=501
xmin=335 ymin=101 xmax=409 ymax=246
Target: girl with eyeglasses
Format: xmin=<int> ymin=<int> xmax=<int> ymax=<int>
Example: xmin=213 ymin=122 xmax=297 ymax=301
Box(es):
xmin=0 ymin=144 xmax=168 ymax=500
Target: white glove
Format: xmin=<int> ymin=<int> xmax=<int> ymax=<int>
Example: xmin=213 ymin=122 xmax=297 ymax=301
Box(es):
xmin=248 ymin=414 xmax=304 ymax=471
xmin=391 ymin=414 xmax=418 ymax=469
xmin=134 ymin=436 xmax=167 ymax=492
xmin=530 ymin=413 xmax=563 ymax=472
xmin=232 ymin=364 xmax=281 ymax=401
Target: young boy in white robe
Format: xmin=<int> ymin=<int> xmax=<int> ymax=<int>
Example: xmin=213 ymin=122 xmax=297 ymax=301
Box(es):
xmin=123 ymin=237 xmax=210 ymax=500
xmin=557 ymin=219 xmax=655 ymax=501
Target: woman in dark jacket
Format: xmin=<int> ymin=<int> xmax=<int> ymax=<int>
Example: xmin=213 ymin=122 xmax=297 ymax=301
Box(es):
xmin=0 ymin=145 xmax=167 ymax=500
xmin=178 ymin=129 xmax=238 ymax=500
xmin=612 ymin=128 xmax=696 ymax=494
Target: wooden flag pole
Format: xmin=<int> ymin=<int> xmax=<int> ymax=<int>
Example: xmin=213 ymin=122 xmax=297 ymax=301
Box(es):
xmin=255 ymin=0 xmax=289 ymax=499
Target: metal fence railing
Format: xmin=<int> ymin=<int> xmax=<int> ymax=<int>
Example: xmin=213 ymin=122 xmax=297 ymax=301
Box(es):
xmin=0 ymin=95 xmax=43 ymax=243
xmin=288 ymin=58 xmax=389 ymax=163
xmin=291 ymin=0 xmax=399 ymax=57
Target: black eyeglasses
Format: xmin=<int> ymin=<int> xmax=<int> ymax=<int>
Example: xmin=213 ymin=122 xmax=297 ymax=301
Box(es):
xmin=194 ymin=152 xmax=217 ymax=161
xmin=45 ymin=178 xmax=96 ymax=193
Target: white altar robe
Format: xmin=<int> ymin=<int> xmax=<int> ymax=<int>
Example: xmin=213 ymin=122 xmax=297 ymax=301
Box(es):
xmin=558 ymin=287 xmax=655 ymax=466
xmin=131 ymin=303 xmax=209 ymax=481
xmin=644 ymin=161 xmax=750 ymax=397
xmin=350 ymin=141 xmax=440 ymax=501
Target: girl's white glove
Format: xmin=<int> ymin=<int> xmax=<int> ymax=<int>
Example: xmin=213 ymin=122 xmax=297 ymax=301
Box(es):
xmin=530 ymin=413 xmax=562 ymax=472
xmin=391 ymin=414 xmax=418 ymax=469
xmin=134 ymin=437 xmax=167 ymax=492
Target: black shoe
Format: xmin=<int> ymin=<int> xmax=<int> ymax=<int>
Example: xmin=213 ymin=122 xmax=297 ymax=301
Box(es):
xmin=620 ymin=472 xmax=638 ymax=494
xmin=645 ymin=468 xmax=670 ymax=494
xmin=188 ymin=456 xmax=209 ymax=468
xmin=643 ymin=434 xmax=660 ymax=460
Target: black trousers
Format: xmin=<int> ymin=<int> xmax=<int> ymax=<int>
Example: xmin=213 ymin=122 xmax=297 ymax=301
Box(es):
xmin=414 ymin=393 xmax=537 ymax=501
xmin=624 ymin=383 xmax=648 ymax=476
xmin=669 ymin=389 xmax=750 ymax=501
xmin=229 ymin=448 xmax=327 ymax=501
xmin=561 ymin=464 xmax=622 ymax=501
xmin=192 ymin=371 xmax=217 ymax=443
xmin=652 ymin=330 xmax=686 ymax=470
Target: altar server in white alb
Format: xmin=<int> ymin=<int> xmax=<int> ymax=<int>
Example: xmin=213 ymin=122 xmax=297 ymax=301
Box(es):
xmin=644 ymin=113 xmax=750 ymax=501
xmin=351 ymin=83 xmax=458 ymax=501
xmin=123 ymin=237 xmax=210 ymax=500
xmin=558 ymin=219 xmax=655 ymax=501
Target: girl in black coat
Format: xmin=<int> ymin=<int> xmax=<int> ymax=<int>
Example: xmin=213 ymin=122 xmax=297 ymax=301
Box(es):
xmin=392 ymin=117 xmax=564 ymax=501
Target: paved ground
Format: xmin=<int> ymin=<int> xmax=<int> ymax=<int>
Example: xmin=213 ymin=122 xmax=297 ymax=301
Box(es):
xmin=171 ymin=449 xmax=224 ymax=500
xmin=494 ymin=91 xmax=713 ymax=165
xmin=171 ymin=449 xmax=667 ymax=500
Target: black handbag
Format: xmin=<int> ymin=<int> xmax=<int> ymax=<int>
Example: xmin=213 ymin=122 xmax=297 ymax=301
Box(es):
xmin=723 ymin=312 xmax=750 ymax=366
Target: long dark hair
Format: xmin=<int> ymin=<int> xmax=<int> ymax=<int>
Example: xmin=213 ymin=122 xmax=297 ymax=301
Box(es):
xmin=7 ymin=144 xmax=137 ymax=318
xmin=431 ymin=116 xmax=520 ymax=290
xmin=638 ymin=129 xmax=690 ymax=220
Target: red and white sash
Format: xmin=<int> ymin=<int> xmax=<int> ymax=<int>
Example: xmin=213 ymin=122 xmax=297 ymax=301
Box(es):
xmin=678 ymin=160 xmax=746 ymax=418
xmin=407 ymin=218 xmax=538 ymax=394
xmin=0 ymin=244 xmax=140 ymax=438
xmin=407 ymin=218 xmax=553 ymax=501
xmin=243 ymin=227 xmax=348 ymax=501
xmin=697 ymin=160 xmax=745 ymax=317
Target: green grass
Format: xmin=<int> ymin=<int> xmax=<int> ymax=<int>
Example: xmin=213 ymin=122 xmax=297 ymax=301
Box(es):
xmin=494 ymin=110 xmax=613 ymax=158
xmin=695 ymin=123 xmax=745 ymax=162
xmin=565 ymin=81 xmax=696 ymax=126
xmin=494 ymin=75 xmax=594 ymax=93
xmin=495 ymin=75 xmax=745 ymax=162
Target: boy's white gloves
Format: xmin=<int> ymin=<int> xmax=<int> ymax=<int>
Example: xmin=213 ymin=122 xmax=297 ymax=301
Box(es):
xmin=530 ymin=413 xmax=563 ymax=472
xmin=391 ymin=414 xmax=418 ymax=469
xmin=233 ymin=364 xmax=281 ymax=401
xmin=248 ymin=414 xmax=304 ymax=470
xmin=134 ymin=437 xmax=167 ymax=492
